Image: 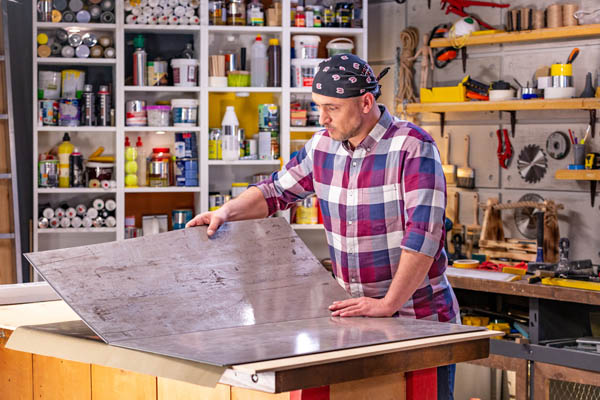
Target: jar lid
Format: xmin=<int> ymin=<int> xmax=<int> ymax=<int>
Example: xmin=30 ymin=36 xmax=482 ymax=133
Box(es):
xmin=171 ymin=98 xmax=199 ymax=107
xmin=232 ymin=182 xmax=249 ymax=187
xmin=153 ymin=147 xmax=170 ymax=153
xmin=86 ymin=162 xmax=115 ymax=168
xmin=145 ymin=105 xmax=171 ymax=110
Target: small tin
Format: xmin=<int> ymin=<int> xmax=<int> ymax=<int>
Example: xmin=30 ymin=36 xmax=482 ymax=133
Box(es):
xmin=172 ymin=209 xmax=194 ymax=229
xmin=258 ymin=103 xmax=280 ymax=129
xmin=175 ymin=158 xmax=198 ymax=186
xmin=209 ymin=194 xmax=225 ymax=210
xmin=58 ymin=98 xmax=81 ymax=127
xmin=68 ymin=33 xmax=83 ymax=47
xmin=39 ymin=100 xmax=59 ymax=126
xmin=208 ymin=128 xmax=221 ymax=160
xmin=38 ymin=159 xmax=59 ymax=187
xmin=93 ymin=217 xmax=104 ymax=228
xmin=126 ymin=100 xmax=147 ymax=126
xmin=49 ymin=217 xmax=60 ymax=228
xmin=38 ymin=217 xmax=49 ymax=229
xmin=81 ymin=32 xmax=98 ymax=47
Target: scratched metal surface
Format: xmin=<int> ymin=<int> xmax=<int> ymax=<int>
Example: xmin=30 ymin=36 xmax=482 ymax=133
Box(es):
xmin=25 ymin=218 xmax=350 ymax=343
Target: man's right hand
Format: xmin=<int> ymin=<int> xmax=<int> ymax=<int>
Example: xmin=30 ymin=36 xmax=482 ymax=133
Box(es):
xmin=185 ymin=207 xmax=228 ymax=236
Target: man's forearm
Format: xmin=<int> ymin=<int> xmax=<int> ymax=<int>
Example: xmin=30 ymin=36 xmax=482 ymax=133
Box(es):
xmin=382 ymin=249 xmax=434 ymax=313
xmin=222 ymin=186 xmax=270 ymax=221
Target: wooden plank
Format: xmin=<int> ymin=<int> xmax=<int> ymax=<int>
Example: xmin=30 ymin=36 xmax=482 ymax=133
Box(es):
xmin=478 ymin=239 xmax=537 ymax=252
xmin=430 ymin=24 xmax=600 ymax=48
xmin=157 ymin=378 xmax=230 ymax=400
xmin=0 ymin=240 xmax=15 ymax=284
xmin=0 ymin=62 xmax=5 ymax=114
xmin=406 ymin=98 xmax=600 ymax=113
xmin=468 ymin=354 xmax=528 ymax=400
xmin=449 ymin=275 xmax=600 ymax=306
xmin=555 ymin=170 xmax=600 ymax=181
xmin=0 ymin=178 xmax=12 ymax=232
xmin=0 ymin=121 xmax=9 ymax=172
xmin=479 ymin=249 xmax=537 ymax=262
xmin=33 ymin=354 xmax=91 ymax=400
xmin=0 ymin=329 xmax=33 ymax=400
xmin=91 ymin=365 xmax=156 ymax=400
xmin=330 ymin=372 xmax=405 ymax=400
xmin=231 ymin=387 xmax=289 ymax=400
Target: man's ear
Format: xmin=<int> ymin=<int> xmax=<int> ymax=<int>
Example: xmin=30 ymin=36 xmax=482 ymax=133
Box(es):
xmin=361 ymin=92 xmax=376 ymax=114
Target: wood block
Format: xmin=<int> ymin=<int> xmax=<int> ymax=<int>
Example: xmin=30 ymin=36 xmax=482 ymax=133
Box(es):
xmin=0 ymin=329 xmax=33 ymax=400
xmin=91 ymin=365 xmax=156 ymax=400
xmin=0 ymin=179 xmax=12 ymax=232
xmin=0 ymin=62 xmax=6 ymax=114
xmin=231 ymin=387 xmax=289 ymax=400
xmin=0 ymin=121 xmax=9 ymax=173
xmin=157 ymin=378 xmax=230 ymax=400
xmin=0 ymin=240 xmax=15 ymax=284
xmin=33 ymin=354 xmax=91 ymax=400
xmin=330 ymin=372 xmax=406 ymax=400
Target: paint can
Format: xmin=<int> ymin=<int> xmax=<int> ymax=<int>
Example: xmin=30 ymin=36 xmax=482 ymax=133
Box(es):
xmin=296 ymin=196 xmax=318 ymax=224
xmin=126 ymin=100 xmax=147 ymax=126
xmin=258 ymin=104 xmax=279 ymax=129
xmin=147 ymin=58 xmax=168 ymax=86
xmin=209 ymin=194 xmax=230 ymax=211
xmin=38 ymin=217 xmax=49 ymax=229
xmin=38 ymin=71 xmax=61 ymax=100
xmin=175 ymin=158 xmax=198 ymax=186
xmin=172 ymin=209 xmax=194 ymax=230
xmin=38 ymin=159 xmax=59 ymax=187
xmin=61 ymin=69 xmax=85 ymax=98
xmin=58 ymin=98 xmax=81 ymax=126
xmin=39 ymin=100 xmax=59 ymax=126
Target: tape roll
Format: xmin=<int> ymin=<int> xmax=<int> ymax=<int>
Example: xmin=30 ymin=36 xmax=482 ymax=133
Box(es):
xmin=452 ymin=259 xmax=480 ymax=269
xmin=533 ymin=9 xmax=544 ymax=30
xmin=562 ymin=4 xmax=578 ymax=26
xmin=37 ymin=44 xmax=52 ymax=58
xmin=547 ymin=4 xmax=562 ymax=28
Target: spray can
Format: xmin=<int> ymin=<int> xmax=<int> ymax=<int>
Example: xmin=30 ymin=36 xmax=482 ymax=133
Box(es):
xmin=81 ymin=84 xmax=95 ymax=126
xmin=133 ymin=35 xmax=147 ymax=86
xmin=97 ymin=85 xmax=111 ymax=126
xmin=58 ymin=133 xmax=74 ymax=188
xmin=69 ymin=148 xmax=84 ymax=187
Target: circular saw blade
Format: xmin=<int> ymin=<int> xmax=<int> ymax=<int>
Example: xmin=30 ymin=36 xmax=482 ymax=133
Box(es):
xmin=514 ymin=193 xmax=544 ymax=239
xmin=546 ymin=131 xmax=570 ymax=160
xmin=517 ymin=144 xmax=548 ymax=184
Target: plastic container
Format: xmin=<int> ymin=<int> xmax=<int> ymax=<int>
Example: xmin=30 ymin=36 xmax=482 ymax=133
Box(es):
xmin=231 ymin=182 xmax=249 ymax=197
xmin=85 ymin=162 xmax=114 ymax=188
xmin=38 ymin=71 xmax=61 ymax=99
xmin=171 ymin=58 xmax=199 ymax=86
xmin=124 ymin=137 xmax=138 ymax=187
xmin=57 ymin=133 xmax=74 ymax=188
xmin=171 ymin=99 xmax=198 ymax=126
xmin=145 ymin=105 xmax=171 ymax=126
xmin=267 ymin=38 xmax=281 ymax=87
xmin=227 ymin=70 xmax=250 ymax=86
xmin=136 ymin=136 xmax=146 ymax=187
xmin=291 ymin=58 xmax=324 ymax=87
xmin=326 ymin=37 xmax=354 ymax=57
xmin=251 ymin=34 xmax=268 ymax=87
xmin=149 ymin=148 xmax=171 ymax=187
xmin=292 ymin=35 xmax=320 ymax=59
xmin=221 ymin=106 xmax=240 ymax=161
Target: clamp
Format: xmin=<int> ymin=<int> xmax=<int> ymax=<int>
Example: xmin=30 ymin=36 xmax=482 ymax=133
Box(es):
xmin=496 ymin=128 xmax=512 ymax=169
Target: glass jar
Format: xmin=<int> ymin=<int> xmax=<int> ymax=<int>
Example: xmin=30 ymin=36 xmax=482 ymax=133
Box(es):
xmin=149 ymin=147 xmax=171 ymax=187
xmin=227 ymin=0 xmax=246 ymax=25
xmin=294 ymin=5 xmax=305 ymax=27
xmin=209 ymin=1 xmax=226 ymax=25
xmin=246 ymin=0 xmax=264 ymax=26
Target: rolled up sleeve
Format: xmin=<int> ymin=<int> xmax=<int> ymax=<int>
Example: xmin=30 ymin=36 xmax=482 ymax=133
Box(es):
xmin=399 ymin=137 xmax=447 ymax=258
xmin=254 ymin=137 xmax=316 ymax=216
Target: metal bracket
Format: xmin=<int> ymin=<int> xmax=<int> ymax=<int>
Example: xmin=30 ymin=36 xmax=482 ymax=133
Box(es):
xmin=509 ymin=111 xmax=517 ymax=138
xmin=589 ymin=109 xmax=596 ymax=138
xmin=437 ymin=112 xmax=446 ymax=137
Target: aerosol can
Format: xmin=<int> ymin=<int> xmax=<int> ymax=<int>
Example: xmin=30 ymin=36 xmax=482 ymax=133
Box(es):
xmin=133 ymin=35 xmax=147 ymax=86
xmin=97 ymin=85 xmax=111 ymax=126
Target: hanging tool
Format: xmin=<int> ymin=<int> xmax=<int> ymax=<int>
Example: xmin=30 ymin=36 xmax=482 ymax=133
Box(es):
xmin=517 ymin=144 xmax=548 ymax=184
xmin=440 ymin=0 xmax=510 ymax=30
xmin=441 ymin=135 xmax=457 ymax=184
xmin=566 ymin=48 xmax=579 ymax=64
xmin=457 ymin=135 xmax=475 ymax=188
xmin=429 ymin=24 xmax=459 ymax=69
xmin=496 ymin=128 xmax=512 ymax=169
xmin=546 ymin=131 xmax=570 ymax=160
xmin=585 ymin=152 xmax=600 ymax=207
xmin=535 ymin=210 xmax=544 ymax=262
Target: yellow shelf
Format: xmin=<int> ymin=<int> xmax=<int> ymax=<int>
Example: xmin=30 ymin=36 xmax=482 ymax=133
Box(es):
xmin=430 ymin=24 xmax=600 ymax=48
xmin=555 ymin=170 xmax=600 ymax=181
xmin=406 ymin=98 xmax=600 ymax=113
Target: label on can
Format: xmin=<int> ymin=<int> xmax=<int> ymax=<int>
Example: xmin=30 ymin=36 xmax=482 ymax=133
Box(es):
xmin=39 ymin=100 xmax=59 ymax=126
xmin=38 ymin=160 xmax=59 ymax=187
xmin=175 ymin=158 xmax=198 ymax=187
xmin=258 ymin=104 xmax=279 ymax=129
xmin=58 ymin=98 xmax=81 ymax=126
xmin=147 ymin=60 xmax=168 ymax=86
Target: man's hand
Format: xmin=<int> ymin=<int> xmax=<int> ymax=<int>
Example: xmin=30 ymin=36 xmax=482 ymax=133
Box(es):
xmin=185 ymin=208 xmax=228 ymax=236
xmin=328 ymin=297 xmax=396 ymax=317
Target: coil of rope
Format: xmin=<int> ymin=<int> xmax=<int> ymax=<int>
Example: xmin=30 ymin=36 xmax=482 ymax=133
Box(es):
xmin=395 ymin=27 xmax=419 ymax=114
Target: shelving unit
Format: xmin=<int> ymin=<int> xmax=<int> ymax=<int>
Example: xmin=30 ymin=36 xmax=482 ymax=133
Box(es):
xmin=32 ymin=0 xmax=367 ymax=256
xmin=406 ymin=98 xmax=600 ymax=113
xmin=555 ymin=170 xmax=600 ymax=180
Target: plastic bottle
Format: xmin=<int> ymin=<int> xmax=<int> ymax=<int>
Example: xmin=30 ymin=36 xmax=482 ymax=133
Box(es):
xmin=124 ymin=136 xmax=138 ymax=187
xmin=136 ymin=136 xmax=146 ymax=186
xmin=221 ymin=106 xmax=240 ymax=161
xmin=58 ymin=132 xmax=74 ymax=188
xmin=250 ymin=35 xmax=268 ymax=87
xmin=267 ymin=38 xmax=281 ymax=87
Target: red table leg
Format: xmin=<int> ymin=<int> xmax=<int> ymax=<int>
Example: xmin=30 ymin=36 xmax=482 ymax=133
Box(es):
xmin=406 ymin=368 xmax=437 ymax=400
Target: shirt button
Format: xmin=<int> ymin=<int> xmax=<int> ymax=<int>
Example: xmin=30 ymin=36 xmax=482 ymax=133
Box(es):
xmin=348 ymin=220 xmax=353 ymax=225
xmin=351 ymin=278 xmax=356 ymax=283
xmin=352 ymin=162 xmax=357 ymax=167
xmin=367 ymin=147 xmax=371 ymax=152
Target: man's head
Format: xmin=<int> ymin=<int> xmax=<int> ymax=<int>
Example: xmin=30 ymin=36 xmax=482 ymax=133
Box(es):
xmin=311 ymin=54 xmax=389 ymax=144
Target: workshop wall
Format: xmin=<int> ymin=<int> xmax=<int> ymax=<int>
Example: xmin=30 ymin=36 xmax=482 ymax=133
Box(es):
xmin=368 ymin=0 xmax=600 ymax=264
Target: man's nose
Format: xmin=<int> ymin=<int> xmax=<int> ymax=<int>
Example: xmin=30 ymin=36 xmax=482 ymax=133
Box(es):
xmin=319 ymin=111 xmax=329 ymax=126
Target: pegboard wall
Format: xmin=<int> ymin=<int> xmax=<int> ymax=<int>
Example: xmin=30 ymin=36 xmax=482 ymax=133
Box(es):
xmin=369 ymin=0 xmax=600 ymax=264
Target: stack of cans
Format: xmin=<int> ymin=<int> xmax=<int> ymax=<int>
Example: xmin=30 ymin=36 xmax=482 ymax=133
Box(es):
xmin=38 ymin=198 xmax=116 ymax=230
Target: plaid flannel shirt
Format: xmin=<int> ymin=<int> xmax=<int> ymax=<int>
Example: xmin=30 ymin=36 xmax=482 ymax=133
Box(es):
xmin=256 ymin=106 xmax=459 ymax=322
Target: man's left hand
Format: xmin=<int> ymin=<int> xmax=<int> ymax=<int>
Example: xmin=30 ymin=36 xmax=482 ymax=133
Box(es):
xmin=329 ymin=297 xmax=396 ymax=317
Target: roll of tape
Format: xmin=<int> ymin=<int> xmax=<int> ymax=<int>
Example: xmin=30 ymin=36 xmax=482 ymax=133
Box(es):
xmin=562 ymin=4 xmax=578 ymax=26
xmin=452 ymin=260 xmax=480 ymax=269
xmin=547 ymin=4 xmax=562 ymax=28
xmin=533 ymin=9 xmax=544 ymax=29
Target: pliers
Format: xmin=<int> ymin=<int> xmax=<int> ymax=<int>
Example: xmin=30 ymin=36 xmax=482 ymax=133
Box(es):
xmin=497 ymin=129 xmax=512 ymax=169
xmin=440 ymin=0 xmax=510 ymax=30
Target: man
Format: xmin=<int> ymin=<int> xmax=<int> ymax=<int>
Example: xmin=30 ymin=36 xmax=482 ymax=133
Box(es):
xmin=187 ymin=54 xmax=459 ymax=398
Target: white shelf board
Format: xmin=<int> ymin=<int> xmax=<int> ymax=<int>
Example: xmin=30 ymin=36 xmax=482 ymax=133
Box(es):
xmin=292 ymin=224 xmax=324 ymax=230
xmin=290 ymin=126 xmax=323 ymax=132
xmin=37 ymin=57 xmax=116 ymax=66
xmin=36 ymin=126 xmax=117 ymax=133
xmin=208 ymin=87 xmax=283 ymax=93
xmin=124 ymin=126 xmax=201 ymax=132
xmin=124 ymin=187 xmax=200 ymax=193
xmin=208 ymin=25 xmax=283 ymax=33
xmin=289 ymin=27 xmax=364 ymax=35
xmin=0 ymin=114 xmax=8 ymax=119
xmin=125 ymin=86 xmax=201 ymax=92
xmin=37 ymin=22 xmax=117 ymax=31
xmin=38 ymin=228 xmax=117 ymax=234
xmin=124 ymin=24 xmax=200 ymax=33
xmin=290 ymin=87 xmax=312 ymax=93
xmin=0 ymin=55 xmax=5 ymax=61
xmin=37 ymin=188 xmax=117 ymax=194
xmin=208 ymin=160 xmax=281 ymax=166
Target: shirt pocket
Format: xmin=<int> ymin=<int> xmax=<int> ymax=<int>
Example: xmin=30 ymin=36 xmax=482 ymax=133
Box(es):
xmin=358 ymin=183 xmax=403 ymax=234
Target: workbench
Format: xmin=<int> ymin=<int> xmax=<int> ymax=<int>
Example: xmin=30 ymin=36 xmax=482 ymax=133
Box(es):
xmin=0 ymin=298 xmax=496 ymax=400
xmin=448 ymin=274 xmax=600 ymax=400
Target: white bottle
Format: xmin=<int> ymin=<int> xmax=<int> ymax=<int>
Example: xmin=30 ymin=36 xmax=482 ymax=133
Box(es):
xmin=221 ymin=106 xmax=240 ymax=161
xmin=251 ymin=34 xmax=268 ymax=87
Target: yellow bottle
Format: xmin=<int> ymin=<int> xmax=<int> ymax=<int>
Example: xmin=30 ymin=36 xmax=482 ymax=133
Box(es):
xmin=58 ymin=133 xmax=74 ymax=188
